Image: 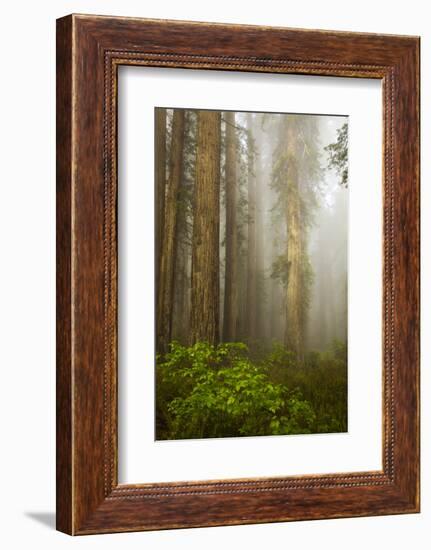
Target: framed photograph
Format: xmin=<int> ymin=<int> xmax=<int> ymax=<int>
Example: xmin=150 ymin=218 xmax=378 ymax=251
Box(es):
xmin=56 ymin=14 xmax=420 ymax=535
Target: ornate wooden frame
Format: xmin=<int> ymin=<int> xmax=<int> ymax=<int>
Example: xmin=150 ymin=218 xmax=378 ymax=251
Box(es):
xmin=56 ymin=14 xmax=420 ymax=535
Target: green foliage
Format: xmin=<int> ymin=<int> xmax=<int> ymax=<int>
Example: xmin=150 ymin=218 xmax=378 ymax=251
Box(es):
xmin=325 ymin=122 xmax=348 ymax=188
xmin=270 ymin=115 xmax=323 ymax=227
xmin=156 ymin=341 xmax=347 ymax=440
xmin=263 ymin=340 xmax=348 ymax=433
xmin=271 ymin=253 xmax=290 ymax=285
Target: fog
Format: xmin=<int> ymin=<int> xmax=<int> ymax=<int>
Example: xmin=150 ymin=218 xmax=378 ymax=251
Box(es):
xmin=157 ymin=108 xmax=348 ymax=356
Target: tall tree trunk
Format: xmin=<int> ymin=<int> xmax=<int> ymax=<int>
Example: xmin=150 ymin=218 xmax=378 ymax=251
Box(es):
xmin=246 ymin=114 xmax=257 ymax=343
xmin=222 ymin=112 xmax=238 ymax=342
xmin=255 ymin=123 xmax=265 ymax=341
xmin=190 ymin=111 xmax=221 ymax=345
xmin=155 ymin=108 xmax=166 ymax=284
xmin=171 ymin=112 xmax=194 ymax=345
xmin=284 ymin=117 xmax=303 ymax=358
xmin=156 ymin=109 xmax=185 ymax=353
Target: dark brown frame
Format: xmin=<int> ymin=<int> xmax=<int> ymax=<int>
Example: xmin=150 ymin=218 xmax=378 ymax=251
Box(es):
xmin=56 ymin=14 xmax=420 ymax=535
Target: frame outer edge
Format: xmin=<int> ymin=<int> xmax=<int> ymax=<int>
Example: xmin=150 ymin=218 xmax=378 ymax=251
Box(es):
xmin=56 ymin=14 xmax=74 ymax=535
xmin=393 ymin=38 xmax=420 ymax=510
xmin=56 ymin=14 xmax=420 ymax=535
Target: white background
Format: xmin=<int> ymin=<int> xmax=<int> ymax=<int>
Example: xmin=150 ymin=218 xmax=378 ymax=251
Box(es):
xmin=0 ymin=0 xmax=428 ymax=548
xmin=118 ymin=68 xmax=382 ymax=483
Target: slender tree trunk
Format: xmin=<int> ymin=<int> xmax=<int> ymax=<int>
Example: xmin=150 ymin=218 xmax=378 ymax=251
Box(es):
xmin=316 ymin=227 xmax=328 ymax=350
xmin=156 ymin=109 xmax=185 ymax=353
xmin=190 ymin=111 xmax=221 ymax=345
xmin=269 ymin=140 xmax=280 ymax=344
xmin=182 ymin=251 xmax=191 ymax=342
xmin=237 ymin=255 xmax=247 ymax=341
xmin=284 ymin=117 xmax=303 ymax=358
xmin=171 ymin=112 xmax=195 ymax=345
xmin=255 ymin=124 xmax=265 ymax=341
xmin=155 ymin=108 xmax=166 ymax=284
xmin=172 ymin=240 xmax=187 ymax=343
xmin=222 ymin=112 xmax=238 ymax=341
xmin=246 ymin=114 xmax=257 ymax=343
xmin=315 ymin=212 xmax=333 ymax=350
xmin=235 ymin=142 xmax=247 ymax=342
xmin=325 ymin=260 xmax=336 ymax=347
xmin=269 ymin=234 xmax=279 ymax=342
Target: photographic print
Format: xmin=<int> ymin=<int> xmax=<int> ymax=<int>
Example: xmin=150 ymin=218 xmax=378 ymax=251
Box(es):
xmin=155 ymin=107 xmax=348 ymax=441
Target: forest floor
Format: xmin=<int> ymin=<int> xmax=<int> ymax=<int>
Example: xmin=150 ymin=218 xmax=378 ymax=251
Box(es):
xmin=156 ymin=340 xmax=347 ymax=440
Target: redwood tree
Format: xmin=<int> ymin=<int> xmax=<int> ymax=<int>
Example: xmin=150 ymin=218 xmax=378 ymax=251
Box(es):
xmin=245 ymin=113 xmax=257 ymax=343
xmin=156 ymin=109 xmax=185 ymax=353
xmin=190 ymin=111 xmax=221 ymax=344
xmin=222 ymin=111 xmax=238 ymax=341
xmin=284 ymin=116 xmax=303 ymax=357
xmin=155 ymin=108 xmax=167 ymax=284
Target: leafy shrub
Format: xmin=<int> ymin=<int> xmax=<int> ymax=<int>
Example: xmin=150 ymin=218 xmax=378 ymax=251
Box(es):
xmin=263 ymin=340 xmax=348 ymax=433
xmin=156 ymin=341 xmax=316 ymax=440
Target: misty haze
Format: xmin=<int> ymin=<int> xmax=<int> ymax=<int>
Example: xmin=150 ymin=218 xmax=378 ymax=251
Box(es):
xmin=155 ymin=107 xmax=348 ymax=440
